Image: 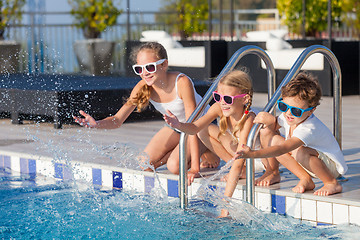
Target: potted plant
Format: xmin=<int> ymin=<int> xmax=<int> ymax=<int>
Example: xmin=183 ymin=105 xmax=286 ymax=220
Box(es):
xmin=68 ymin=0 xmax=122 ymax=75
xmin=0 ymin=0 xmax=26 ymax=74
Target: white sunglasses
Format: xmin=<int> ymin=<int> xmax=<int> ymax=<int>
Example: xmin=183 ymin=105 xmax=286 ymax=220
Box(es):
xmin=132 ymin=59 xmax=166 ymax=75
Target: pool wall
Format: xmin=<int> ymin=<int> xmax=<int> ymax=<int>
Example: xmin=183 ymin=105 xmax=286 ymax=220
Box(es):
xmin=1 ymin=150 xmax=359 ymax=227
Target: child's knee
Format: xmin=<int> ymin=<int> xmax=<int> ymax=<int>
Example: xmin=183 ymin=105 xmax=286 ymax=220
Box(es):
xmin=197 ymin=128 xmax=209 ymax=141
xmin=167 ymin=157 xmax=180 ymax=174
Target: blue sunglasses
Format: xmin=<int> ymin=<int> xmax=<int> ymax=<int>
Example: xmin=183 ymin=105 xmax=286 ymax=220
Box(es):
xmin=277 ymin=98 xmax=314 ymax=118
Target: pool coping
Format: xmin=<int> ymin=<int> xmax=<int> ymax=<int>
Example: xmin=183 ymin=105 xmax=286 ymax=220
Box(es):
xmin=1 ymin=149 xmax=359 ymax=227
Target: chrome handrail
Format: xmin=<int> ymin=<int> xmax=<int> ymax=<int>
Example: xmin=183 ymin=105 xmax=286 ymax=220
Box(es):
xmin=245 ymin=45 xmax=342 ymax=205
xmin=179 ymin=45 xmax=276 ymax=209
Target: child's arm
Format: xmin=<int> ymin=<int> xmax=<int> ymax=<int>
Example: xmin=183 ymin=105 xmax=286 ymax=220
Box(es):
xmin=74 ymin=81 xmax=142 ymax=129
xmin=219 ymin=113 xmax=255 ymax=218
xmin=253 ymin=112 xmax=279 ymax=131
xmin=236 ymin=136 xmax=304 ymax=160
xmin=163 ymin=103 xmax=219 ymax=135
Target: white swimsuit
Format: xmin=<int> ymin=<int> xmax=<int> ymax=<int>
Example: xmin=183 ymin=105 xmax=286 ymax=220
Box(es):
xmin=149 ymin=73 xmax=209 ymax=123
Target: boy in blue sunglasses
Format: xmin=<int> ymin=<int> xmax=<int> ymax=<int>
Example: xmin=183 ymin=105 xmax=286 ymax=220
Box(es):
xmin=236 ymin=72 xmax=348 ymax=196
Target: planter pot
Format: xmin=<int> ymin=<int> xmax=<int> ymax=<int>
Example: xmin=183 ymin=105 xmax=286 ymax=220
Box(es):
xmin=74 ymin=39 xmax=115 ymax=76
xmin=0 ymin=41 xmax=21 ymax=74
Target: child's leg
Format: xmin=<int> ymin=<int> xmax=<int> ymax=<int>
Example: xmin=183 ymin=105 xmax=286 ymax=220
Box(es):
xmin=294 ymin=147 xmax=342 ymax=196
xmin=256 ymin=127 xmax=281 ymax=186
xmin=143 ymin=126 xmax=180 ymax=170
xmin=255 ymin=157 xmax=280 ymax=186
xmin=199 ymin=149 xmax=220 ymax=169
xmin=259 ymin=127 xmax=315 ymax=192
xmin=198 ymin=124 xmax=235 ymax=162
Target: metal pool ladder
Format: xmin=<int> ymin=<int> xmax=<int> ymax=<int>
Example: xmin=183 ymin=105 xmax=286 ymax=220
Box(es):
xmin=245 ymin=45 xmax=342 ymax=205
xmin=179 ymin=45 xmax=276 ymax=209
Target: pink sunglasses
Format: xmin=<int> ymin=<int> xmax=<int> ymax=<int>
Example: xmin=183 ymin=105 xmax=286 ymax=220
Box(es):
xmin=212 ymin=91 xmax=247 ymax=105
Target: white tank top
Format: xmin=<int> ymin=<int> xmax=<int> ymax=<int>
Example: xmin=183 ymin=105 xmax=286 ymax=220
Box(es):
xmin=149 ymin=73 xmax=208 ymax=122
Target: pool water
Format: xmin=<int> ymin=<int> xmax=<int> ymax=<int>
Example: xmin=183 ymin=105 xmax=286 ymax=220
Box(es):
xmin=1 ymin=170 xmax=359 ymax=239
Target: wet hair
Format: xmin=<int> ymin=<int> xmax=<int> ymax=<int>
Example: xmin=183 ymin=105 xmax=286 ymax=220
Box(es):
xmin=127 ymin=42 xmax=168 ymax=112
xmin=281 ymin=72 xmax=322 ymax=108
xmin=217 ymin=70 xmax=254 ymax=144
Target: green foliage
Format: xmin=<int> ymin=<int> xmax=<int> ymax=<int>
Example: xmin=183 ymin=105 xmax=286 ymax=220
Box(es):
xmin=0 ymin=0 xmax=26 ymax=39
xmin=342 ymin=0 xmax=360 ymax=37
xmin=160 ymin=0 xmax=208 ymax=40
xmin=68 ymin=0 xmax=123 ymax=39
xmin=277 ymin=0 xmax=342 ymax=37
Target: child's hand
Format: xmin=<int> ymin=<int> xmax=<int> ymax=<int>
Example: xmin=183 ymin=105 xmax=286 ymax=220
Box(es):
xmin=254 ymin=112 xmax=275 ymax=129
xmin=73 ymin=110 xmax=97 ymax=128
xmin=235 ymin=144 xmax=252 ymax=159
xmin=187 ymin=169 xmax=200 ymax=186
xmin=163 ymin=110 xmax=180 ymax=129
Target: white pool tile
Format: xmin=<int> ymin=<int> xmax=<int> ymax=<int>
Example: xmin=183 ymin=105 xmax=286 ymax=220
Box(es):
xmin=155 ymin=177 xmax=168 ymax=194
xmin=122 ymin=172 xmax=133 ymax=191
xmin=72 ymin=165 xmax=92 ymax=182
xmin=333 ymin=204 xmax=349 ymax=225
xmin=317 ymin=201 xmax=333 ymax=224
xmin=257 ymin=192 xmax=271 ymax=212
xmin=349 ymin=206 xmax=360 ymax=226
xmin=189 ymin=182 xmax=201 ymax=198
xmin=133 ymin=174 xmax=145 ymax=192
xmin=102 ymin=169 xmax=113 ymax=188
xmin=36 ymin=160 xmax=54 ymax=177
xmin=302 ymin=199 xmax=317 ymax=221
xmin=11 ymin=156 xmax=20 ymax=174
xmin=232 ymin=188 xmax=243 ymax=201
xmin=286 ymin=197 xmax=301 ymax=219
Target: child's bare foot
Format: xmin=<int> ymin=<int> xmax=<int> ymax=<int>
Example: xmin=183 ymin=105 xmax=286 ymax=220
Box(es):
xmin=314 ymin=181 xmax=342 ymax=196
xmin=292 ymin=178 xmax=315 ymax=193
xmin=200 ymin=151 xmax=220 ymax=169
xmin=255 ymin=171 xmax=280 ymax=186
xmin=218 ymin=209 xmax=229 ymax=218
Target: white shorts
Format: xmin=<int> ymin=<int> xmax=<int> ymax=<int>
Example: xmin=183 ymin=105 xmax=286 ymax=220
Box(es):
xmin=299 ymin=151 xmax=340 ymax=179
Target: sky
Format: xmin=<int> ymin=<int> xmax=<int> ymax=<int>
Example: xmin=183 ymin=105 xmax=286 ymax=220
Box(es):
xmin=26 ymin=0 xmax=163 ymax=24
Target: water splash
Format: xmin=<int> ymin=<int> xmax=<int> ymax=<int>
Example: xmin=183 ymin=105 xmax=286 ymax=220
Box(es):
xmin=193 ymin=159 xmax=283 ymax=231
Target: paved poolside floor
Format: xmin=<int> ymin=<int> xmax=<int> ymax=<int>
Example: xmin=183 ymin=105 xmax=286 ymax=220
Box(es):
xmin=0 ymin=93 xmax=359 ymax=207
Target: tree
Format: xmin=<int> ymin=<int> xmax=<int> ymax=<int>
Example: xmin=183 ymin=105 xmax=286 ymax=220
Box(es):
xmin=68 ymin=0 xmax=123 ymax=39
xmin=342 ymin=0 xmax=360 ymax=38
xmin=277 ymin=0 xmax=342 ymax=37
xmin=160 ymin=0 xmax=209 ymax=40
xmin=0 ymin=0 xmax=26 ymax=40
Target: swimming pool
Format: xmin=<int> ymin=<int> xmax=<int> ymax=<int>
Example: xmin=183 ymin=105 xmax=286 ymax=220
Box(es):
xmin=1 ymin=170 xmax=359 ymax=239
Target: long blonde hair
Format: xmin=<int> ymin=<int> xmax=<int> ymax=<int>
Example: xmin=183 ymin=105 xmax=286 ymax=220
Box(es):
xmin=127 ymin=42 xmax=168 ymax=112
xmin=217 ymin=70 xmax=253 ymax=144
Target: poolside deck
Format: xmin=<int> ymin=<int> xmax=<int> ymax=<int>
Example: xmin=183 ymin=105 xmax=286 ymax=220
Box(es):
xmin=0 ymin=93 xmax=359 ymax=226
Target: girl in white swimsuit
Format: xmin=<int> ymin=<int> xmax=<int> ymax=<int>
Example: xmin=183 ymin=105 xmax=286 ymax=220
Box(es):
xmin=74 ymin=42 xmax=218 ymax=185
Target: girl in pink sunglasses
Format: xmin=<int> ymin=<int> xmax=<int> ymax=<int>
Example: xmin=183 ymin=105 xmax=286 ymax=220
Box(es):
xmin=164 ymin=70 xmax=273 ymax=218
xmin=74 ymin=42 xmax=218 ymax=185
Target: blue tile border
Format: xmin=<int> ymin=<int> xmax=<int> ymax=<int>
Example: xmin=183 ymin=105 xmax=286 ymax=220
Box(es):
xmin=167 ymin=179 xmax=178 ymax=198
xmin=54 ymin=163 xmax=64 ymax=179
xmin=0 ymin=151 xmax=359 ymax=227
xmin=28 ymin=159 xmax=36 ymax=175
xmin=272 ymin=194 xmax=286 ymax=215
xmin=113 ymin=171 xmax=123 ymax=189
xmin=92 ymin=168 xmax=102 ymax=185
xmin=144 ymin=176 xmax=154 ymax=193
xmin=4 ymin=156 xmax=11 ymax=169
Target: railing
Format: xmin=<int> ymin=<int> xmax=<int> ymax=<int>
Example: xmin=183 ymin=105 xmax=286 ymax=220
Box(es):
xmin=5 ymin=10 xmax=357 ymax=75
xmin=245 ymin=45 xmax=342 ymax=205
xmin=179 ymin=45 xmax=276 ymax=209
